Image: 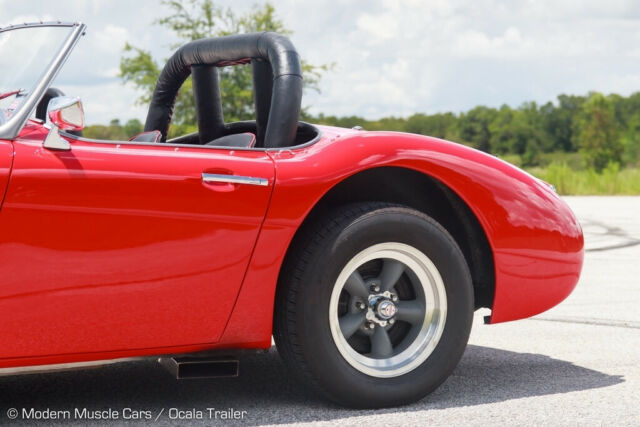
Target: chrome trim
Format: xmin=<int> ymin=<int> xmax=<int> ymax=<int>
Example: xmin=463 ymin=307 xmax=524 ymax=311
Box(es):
xmin=47 ymin=95 xmax=85 ymax=130
xmin=43 ymin=124 xmax=71 ymax=150
xmin=0 ymin=22 xmax=86 ymax=140
xmin=201 ymin=173 xmax=269 ymax=186
xmin=0 ymin=21 xmax=79 ymax=32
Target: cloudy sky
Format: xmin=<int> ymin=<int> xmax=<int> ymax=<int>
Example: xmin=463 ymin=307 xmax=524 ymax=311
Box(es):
xmin=2 ymin=0 xmax=640 ymax=124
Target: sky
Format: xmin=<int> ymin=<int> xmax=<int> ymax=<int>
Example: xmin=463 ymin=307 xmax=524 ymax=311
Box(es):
xmin=2 ymin=0 xmax=640 ymax=125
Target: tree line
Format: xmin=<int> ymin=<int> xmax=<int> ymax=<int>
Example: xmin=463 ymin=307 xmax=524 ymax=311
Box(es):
xmin=308 ymin=91 xmax=640 ymax=171
xmin=88 ymin=90 xmax=640 ymax=173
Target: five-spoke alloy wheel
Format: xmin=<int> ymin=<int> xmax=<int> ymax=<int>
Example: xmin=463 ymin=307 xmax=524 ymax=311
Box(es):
xmin=329 ymin=242 xmax=447 ymax=377
xmin=274 ymin=203 xmax=473 ymax=408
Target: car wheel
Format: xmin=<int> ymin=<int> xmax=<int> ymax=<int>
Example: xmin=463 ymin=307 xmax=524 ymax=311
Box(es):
xmin=274 ymin=202 xmax=474 ymax=408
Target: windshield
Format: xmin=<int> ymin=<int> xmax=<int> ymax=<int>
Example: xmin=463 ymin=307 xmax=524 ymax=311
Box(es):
xmin=0 ymin=25 xmax=73 ymax=122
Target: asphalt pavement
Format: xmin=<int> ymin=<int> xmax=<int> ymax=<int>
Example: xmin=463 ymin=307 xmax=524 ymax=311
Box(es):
xmin=0 ymin=196 xmax=638 ymax=426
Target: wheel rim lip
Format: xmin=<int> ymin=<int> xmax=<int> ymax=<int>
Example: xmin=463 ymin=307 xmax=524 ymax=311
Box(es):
xmin=329 ymin=242 xmax=447 ymax=378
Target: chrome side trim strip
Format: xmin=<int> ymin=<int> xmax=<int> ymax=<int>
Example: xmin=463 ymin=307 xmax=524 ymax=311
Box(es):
xmin=201 ymin=173 xmax=269 ymax=186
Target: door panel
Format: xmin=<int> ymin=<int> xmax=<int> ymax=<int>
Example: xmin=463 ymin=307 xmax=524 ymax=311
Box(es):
xmin=0 ymin=132 xmax=274 ymax=359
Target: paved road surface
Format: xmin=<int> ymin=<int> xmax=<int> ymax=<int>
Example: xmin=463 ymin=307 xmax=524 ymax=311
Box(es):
xmin=0 ymin=196 xmax=638 ymax=426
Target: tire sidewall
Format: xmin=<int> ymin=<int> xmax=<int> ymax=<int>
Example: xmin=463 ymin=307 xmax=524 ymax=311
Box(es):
xmin=296 ymin=207 xmax=473 ymax=407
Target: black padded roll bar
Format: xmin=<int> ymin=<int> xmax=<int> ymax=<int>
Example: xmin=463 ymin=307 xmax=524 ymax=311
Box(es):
xmin=252 ymin=60 xmax=273 ymax=146
xmin=144 ymin=32 xmax=302 ymax=148
xmin=191 ymin=65 xmax=225 ymax=144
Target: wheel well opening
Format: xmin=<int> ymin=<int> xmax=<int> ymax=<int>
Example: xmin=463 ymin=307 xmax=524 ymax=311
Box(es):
xmin=289 ymin=166 xmax=494 ymax=310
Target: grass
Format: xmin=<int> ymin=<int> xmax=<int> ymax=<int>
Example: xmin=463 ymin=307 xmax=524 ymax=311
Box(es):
xmin=526 ymin=162 xmax=640 ymax=195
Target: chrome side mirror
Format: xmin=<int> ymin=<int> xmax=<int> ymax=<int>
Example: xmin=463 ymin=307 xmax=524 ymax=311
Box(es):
xmin=47 ymin=96 xmax=84 ymax=131
xmin=43 ymin=96 xmax=84 ymax=151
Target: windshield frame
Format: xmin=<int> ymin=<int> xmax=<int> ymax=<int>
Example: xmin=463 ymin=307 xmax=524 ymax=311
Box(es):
xmin=0 ymin=21 xmax=85 ymax=140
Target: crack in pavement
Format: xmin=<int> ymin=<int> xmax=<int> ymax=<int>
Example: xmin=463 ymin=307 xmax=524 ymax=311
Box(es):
xmin=529 ymin=316 xmax=640 ymax=329
xmin=581 ymin=219 xmax=640 ymax=252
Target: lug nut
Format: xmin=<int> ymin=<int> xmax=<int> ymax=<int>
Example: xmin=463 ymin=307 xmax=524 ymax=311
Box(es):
xmin=389 ymin=319 xmax=396 ymax=325
xmin=366 ymin=321 xmax=375 ymax=329
xmin=370 ymin=284 xmax=381 ymax=293
xmin=391 ymin=294 xmax=398 ymax=302
xmin=356 ymin=301 xmax=366 ymax=310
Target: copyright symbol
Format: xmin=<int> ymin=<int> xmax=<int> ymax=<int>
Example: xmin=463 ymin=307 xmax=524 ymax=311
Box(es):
xmin=6 ymin=408 xmax=18 ymax=419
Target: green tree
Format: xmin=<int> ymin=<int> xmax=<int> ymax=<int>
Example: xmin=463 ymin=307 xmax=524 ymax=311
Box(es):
xmin=123 ymin=118 xmax=144 ymax=137
xmin=553 ymin=94 xmax=585 ymax=152
xmin=620 ymin=111 xmax=640 ymax=167
xmin=488 ymin=105 xmax=515 ymax=154
xmin=84 ymin=118 xmax=143 ymax=140
xmin=309 ymin=113 xmax=367 ymax=129
xmin=575 ymin=93 xmax=623 ymax=171
xmin=458 ymin=106 xmax=497 ymax=152
xmin=517 ymin=102 xmax=545 ymax=165
xmin=369 ymin=117 xmax=407 ymax=132
xmin=83 ymin=124 xmax=112 ymax=140
xmin=487 ymin=103 xmax=544 ymax=166
xmin=405 ymin=112 xmax=457 ymax=140
xmin=120 ymin=0 xmax=331 ymax=136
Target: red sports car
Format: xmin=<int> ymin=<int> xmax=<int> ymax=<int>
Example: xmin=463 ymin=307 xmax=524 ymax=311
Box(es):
xmin=0 ymin=22 xmax=583 ymax=408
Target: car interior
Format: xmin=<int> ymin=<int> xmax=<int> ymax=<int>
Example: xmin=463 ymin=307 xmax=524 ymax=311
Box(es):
xmin=38 ymin=32 xmax=320 ymax=150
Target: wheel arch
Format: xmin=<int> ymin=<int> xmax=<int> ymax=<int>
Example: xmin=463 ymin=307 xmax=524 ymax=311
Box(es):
xmin=280 ymin=166 xmax=495 ymax=310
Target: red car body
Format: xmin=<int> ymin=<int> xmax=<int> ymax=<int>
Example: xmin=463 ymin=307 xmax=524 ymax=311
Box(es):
xmin=0 ymin=119 xmax=583 ymax=370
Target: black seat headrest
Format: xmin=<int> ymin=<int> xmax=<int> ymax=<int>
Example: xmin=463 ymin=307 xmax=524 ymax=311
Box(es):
xmin=129 ymin=130 xmax=162 ymax=143
xmin=205 ymin=132 xmax=256 ymax=148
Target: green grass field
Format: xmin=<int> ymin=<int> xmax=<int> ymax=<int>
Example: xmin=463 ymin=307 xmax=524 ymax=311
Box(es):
xmin=526 ymin=162 xmax=640 ymax=195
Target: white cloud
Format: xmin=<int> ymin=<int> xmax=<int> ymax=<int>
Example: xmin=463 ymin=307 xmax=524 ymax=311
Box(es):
xmin=93 ymin=25 xmax=130 ymax=55
xmin=356 ymin=12 xmax=399 ymax=41
xmin=300 ymin=0 xmax=640 ymax=116
xmin=3 ymin=0 xmax=640 ymax=123
xmin=452 ymin=27 xmax=534 ymax=58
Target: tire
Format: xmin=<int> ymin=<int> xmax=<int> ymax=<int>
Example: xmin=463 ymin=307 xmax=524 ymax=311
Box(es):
xmin=274 ymin=202 xmax=474 ymax=408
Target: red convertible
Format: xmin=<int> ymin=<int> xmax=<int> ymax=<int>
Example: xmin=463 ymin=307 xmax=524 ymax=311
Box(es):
xmin=0 ymin=22 xmax=583 ymax=408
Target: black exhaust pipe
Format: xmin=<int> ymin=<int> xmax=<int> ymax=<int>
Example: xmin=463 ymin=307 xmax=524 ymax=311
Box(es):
xmin=158 ymin=356 xmax=239 ymax=379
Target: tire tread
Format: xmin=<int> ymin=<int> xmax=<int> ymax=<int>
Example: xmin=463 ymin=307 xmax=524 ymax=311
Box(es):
xmin=273 ymin=202 xmax=470 ymax=406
